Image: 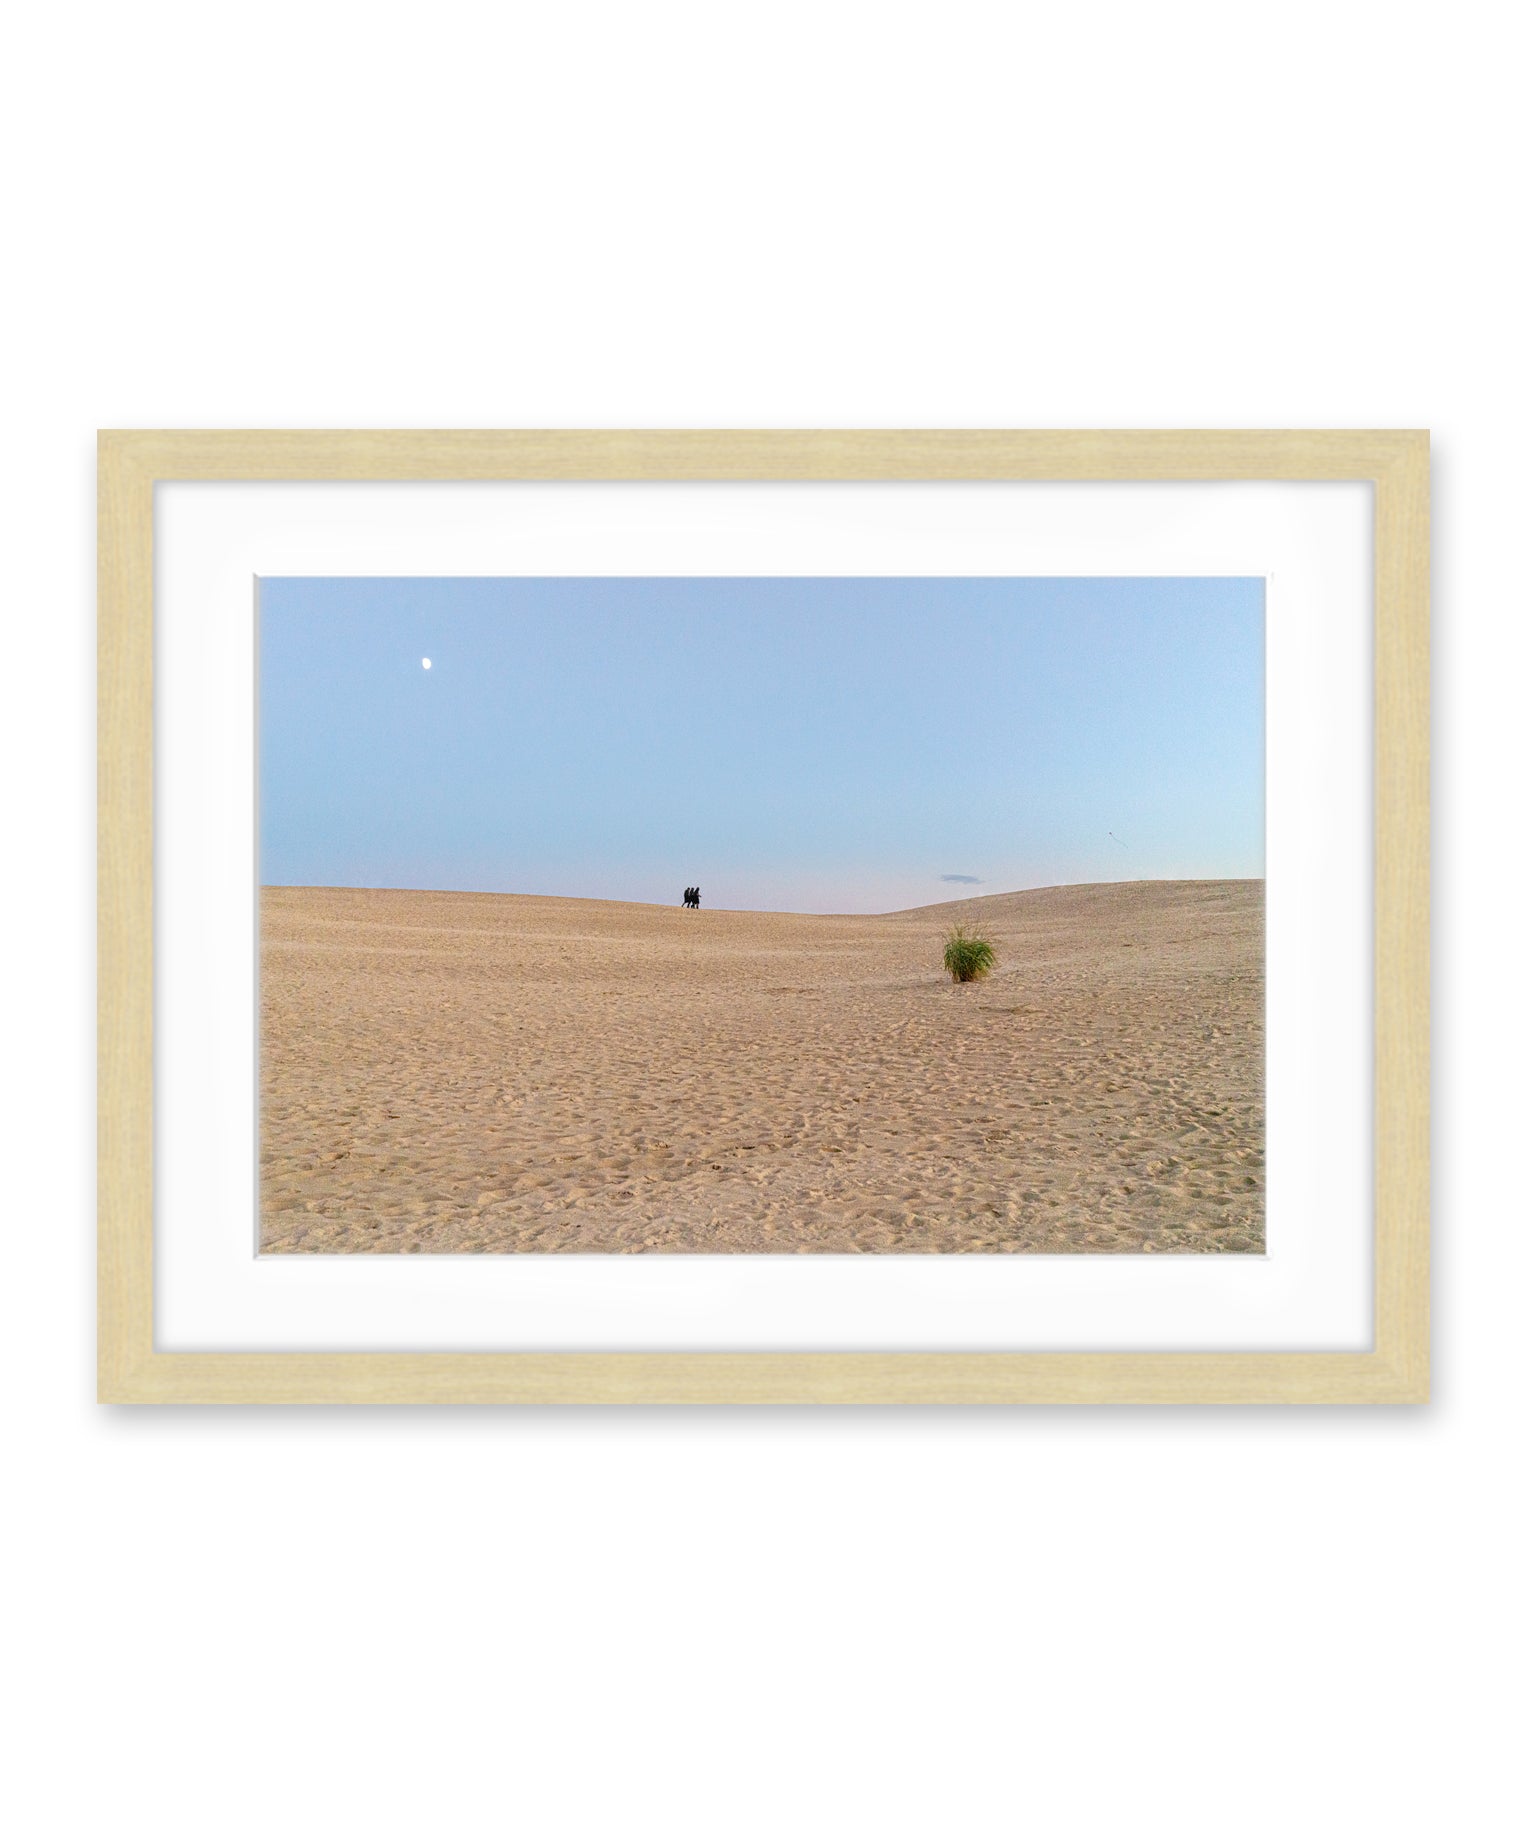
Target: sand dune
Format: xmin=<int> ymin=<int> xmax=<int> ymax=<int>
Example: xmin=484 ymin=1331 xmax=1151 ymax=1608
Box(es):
xmin=259 ymin=880 xmax=1264 ymax=1254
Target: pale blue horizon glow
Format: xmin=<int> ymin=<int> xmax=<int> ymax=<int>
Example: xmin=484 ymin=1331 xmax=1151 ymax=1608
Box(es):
xmin=258 ymin=577 xmax=1264 ymax=914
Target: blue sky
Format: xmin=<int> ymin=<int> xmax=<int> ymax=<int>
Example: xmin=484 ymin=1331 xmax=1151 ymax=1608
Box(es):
xmin=258 ymin=577 xmax=1264 ymax=913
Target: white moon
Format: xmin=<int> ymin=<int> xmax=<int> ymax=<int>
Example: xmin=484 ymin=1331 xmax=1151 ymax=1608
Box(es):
xmin=421 ymin=657 xmax=432 ymax=670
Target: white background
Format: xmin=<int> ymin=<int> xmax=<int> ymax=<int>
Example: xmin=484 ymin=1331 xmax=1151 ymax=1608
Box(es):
xmin=159 ymin=481 xmax=1373 ymax=1351
xmin=2 ymin=5 xmax=1529 ymax=1844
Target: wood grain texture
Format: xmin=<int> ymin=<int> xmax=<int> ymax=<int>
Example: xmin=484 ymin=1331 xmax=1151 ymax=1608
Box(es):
xmin=103 ymin=1350 xmax=1424 ymax=1406
xmin=96 ymin=429 xmax=1430 ymax=1404
xmin=1372 ymin=434 xmax=1432 ymax=1401
xmin=99 ymin=426 xmax=1417 ymax=481
xmin=98 ymin=436 xmax=156 ymax=1405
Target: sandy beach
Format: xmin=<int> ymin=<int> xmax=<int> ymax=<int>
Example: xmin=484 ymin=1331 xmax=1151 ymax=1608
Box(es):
xmin=258 ymin=880 xmax=1263 ymax=1254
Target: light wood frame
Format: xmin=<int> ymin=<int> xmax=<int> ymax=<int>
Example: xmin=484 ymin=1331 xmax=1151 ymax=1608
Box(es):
xmin=98 ymin=430 xmax=1429 ymax=1404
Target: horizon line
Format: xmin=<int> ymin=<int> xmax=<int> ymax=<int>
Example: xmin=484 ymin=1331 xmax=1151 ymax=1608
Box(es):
xmin=259 ymin=873 xmax=1265 ymax=919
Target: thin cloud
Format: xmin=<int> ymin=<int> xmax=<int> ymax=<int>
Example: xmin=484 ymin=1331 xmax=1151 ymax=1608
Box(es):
xmin=940 ymin=874 xmax=984 ymax=885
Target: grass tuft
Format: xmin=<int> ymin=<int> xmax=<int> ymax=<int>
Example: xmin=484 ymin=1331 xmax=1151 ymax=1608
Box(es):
xmin=943 ymin=924 xmax=997 ymax=984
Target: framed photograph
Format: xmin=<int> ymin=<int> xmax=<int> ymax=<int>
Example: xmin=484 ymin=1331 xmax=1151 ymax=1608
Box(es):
xmin=98 ymin=430 xmax=1428 ymax=1403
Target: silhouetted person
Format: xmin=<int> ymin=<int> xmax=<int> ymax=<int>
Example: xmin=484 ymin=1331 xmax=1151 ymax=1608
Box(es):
xmin=693 ymin=887 xmax=701 ymax=909
xmin=682 ymin=886 xmax=691 ymax=907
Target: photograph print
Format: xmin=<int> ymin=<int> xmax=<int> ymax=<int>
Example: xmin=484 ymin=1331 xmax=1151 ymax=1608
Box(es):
xmin=258 ymin=576 xmax=1264 ymax=1255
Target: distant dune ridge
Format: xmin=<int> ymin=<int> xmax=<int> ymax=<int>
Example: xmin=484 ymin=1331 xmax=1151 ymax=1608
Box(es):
xmin=259 ymin=880 xmax=1264 ymax=1254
